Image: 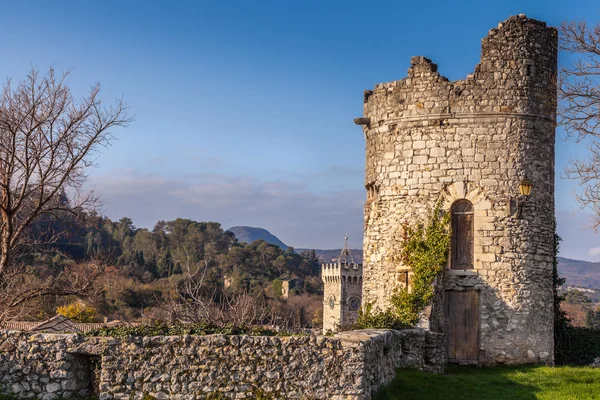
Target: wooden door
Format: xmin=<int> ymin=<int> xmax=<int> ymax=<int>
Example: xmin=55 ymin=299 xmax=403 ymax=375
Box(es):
xmin=445 ymin=290 xmax=479 ymax=362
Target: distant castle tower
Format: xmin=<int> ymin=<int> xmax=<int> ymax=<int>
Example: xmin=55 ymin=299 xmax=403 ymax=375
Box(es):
xmin=321 ymin=235 xmax=363 ymax=333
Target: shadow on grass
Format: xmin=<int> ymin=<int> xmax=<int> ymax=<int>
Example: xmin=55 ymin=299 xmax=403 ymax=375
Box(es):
xmin=373 ymin=364 xmax=600 ymax=400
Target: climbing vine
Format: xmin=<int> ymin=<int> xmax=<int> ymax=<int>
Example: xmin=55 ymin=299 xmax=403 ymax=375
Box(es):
xmin=356 ymin=203 xmax=450 ymax=328
xmin=85 ymin=321 xmax=296 ymax=337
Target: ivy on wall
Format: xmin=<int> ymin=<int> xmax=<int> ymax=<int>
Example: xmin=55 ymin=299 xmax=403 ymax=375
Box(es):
xmin=85 ymin=322 xmax=293 ymax=337
xmin=356 ymin=203 xmax=450 ymax=329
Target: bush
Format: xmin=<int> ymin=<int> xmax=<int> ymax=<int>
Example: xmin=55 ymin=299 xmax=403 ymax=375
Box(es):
xmin=354 ymin=303 xmax=409 ymax=330
xmin=555 ymin=326 xmax=600 ymax=365
xmin=56 ymin=301 xmax=98 ymax=322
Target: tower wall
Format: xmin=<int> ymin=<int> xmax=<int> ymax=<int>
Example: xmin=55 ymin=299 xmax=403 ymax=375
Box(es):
xmin=360 ymin=15 xmax=557 ymax=364
xmin=322 ymin=263 xmax=343 ymax=333
xmin=322 ymin=262 xmax=363 ymax=333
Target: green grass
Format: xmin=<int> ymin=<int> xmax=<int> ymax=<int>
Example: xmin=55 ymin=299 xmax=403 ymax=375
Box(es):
xmin=374 ymin=365 xmax=600 ymax=400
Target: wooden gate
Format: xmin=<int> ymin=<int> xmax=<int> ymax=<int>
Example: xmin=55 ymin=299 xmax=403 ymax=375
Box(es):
xmin=444 ymin=290 xmax=479 ymax=362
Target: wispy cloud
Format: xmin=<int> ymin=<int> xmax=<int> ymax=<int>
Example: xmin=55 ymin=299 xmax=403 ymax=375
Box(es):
xmin=88 ymin=170 xmax=365 ymax=249
xmin=557 ymin=210 xmax=600 ymax=261
xmin=273 ymin=164 xmax=364 ymax=180
xmin=589 ymin=247 xmax=600 ymax=259
xmin=90 ymin=170 xmax=600 ymax=258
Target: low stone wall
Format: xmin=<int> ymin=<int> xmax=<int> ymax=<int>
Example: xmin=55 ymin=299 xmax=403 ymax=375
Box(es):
xmin=0 ymin=328 xmax=445 ymax=399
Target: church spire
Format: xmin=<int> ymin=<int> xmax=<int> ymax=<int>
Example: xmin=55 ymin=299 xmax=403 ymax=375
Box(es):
xmin=338 ymin=231 xmax=355 ymax=266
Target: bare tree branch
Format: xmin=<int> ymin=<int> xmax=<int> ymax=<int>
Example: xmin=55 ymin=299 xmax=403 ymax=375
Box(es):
xmin=0 ymin=260 xmax=105 ymax=323
xmin=560 ymin=17 xmax=600 ymax=228
xmin=0 ymin=67 xmax=131 ymax=274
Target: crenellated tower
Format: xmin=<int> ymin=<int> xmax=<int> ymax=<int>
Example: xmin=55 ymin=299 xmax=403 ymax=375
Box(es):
xmin=321 ymin=236 xmax=363 ymax=334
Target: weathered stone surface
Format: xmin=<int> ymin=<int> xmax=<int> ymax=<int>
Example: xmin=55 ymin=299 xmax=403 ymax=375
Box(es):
xmin=0 ymin=328 xmax=445 ymax=399
xmin=359 ymin=15 xmax=557 ymax=365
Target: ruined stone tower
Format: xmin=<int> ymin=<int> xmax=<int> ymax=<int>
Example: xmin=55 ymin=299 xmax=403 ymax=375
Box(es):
xmin=322 ymin=237 xmax=363 ymax=333
xmin=356 ymin=15 xmax=557 ymax=364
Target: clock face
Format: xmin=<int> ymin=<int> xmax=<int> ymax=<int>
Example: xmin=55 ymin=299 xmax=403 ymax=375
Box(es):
xmin=328 ymin=295 xmax=335 ymax=309
xmin=348 ymin=297 xmax=361 ymax=311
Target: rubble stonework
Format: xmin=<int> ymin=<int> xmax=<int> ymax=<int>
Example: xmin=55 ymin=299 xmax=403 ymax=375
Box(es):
xmin=0 ymin=329 xmax=445 ymax=399
xmin=358 ymin=14 xmax=557 ymax=364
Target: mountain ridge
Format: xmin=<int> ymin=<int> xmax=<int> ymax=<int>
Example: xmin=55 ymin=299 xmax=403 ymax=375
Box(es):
xmin=227 ymin=226 xmax=288 ymax=250
xmin=227 ymin=226 xmax=600 ymax=289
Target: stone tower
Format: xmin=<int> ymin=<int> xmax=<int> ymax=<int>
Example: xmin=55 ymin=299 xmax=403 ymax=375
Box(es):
xmin=356 ymin=15 xmax=557 ymax=364
xmin=321 ymin=236 xmax=363 ymax=333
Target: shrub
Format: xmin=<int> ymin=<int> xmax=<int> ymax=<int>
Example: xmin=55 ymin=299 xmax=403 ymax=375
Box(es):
xmin=56 ymin=300 xmax=98 ymax=322
xmin=553 ymin=229 xmax=600 ymax=366
xmin=271 ymin=278 xmax=283 ymax=297
xmin=555 ymin=326 xmax=600 ymax=365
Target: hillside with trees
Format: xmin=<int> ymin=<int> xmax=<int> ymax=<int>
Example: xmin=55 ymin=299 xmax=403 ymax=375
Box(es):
xmin=2 ymin=205 xmax=325 ymax=329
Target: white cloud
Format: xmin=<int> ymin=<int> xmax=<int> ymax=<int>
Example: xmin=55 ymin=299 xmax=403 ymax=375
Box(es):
xmin=89 ymin=171 xmax=600 ymax=260
xmin=88 ymin=170 xmax=365 ymax=249
xmin=589 ymin=247 xmax=600 ymax=258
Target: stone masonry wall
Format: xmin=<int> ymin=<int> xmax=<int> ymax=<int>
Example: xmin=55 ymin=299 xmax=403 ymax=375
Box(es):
xmin=360 ymin=15 xmax=557 ymax=365
xmin=0 ymin=328 xmax=445 ymax=400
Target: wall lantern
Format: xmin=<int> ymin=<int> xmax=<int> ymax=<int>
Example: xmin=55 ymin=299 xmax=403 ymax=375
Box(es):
xmin=519 ymin=178 xmax=533 ymax=196
xmin=517 ymin=178 xmax=533 ymax=218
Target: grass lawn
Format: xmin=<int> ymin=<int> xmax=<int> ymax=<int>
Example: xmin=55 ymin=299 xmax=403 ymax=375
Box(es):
xmin=374 ymin=365 xmax=600 ymax=400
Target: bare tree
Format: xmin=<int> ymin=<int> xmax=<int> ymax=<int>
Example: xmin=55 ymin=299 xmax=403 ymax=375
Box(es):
xmin=560 ymin=19 xmax=600 ymax=228
xmin=0 ymin=67 xmax=130 ymax=274
xmin=0 ymin=260 xmax=104 ymax=322
xmin=167 ymin=257 xmax=219 ymax=324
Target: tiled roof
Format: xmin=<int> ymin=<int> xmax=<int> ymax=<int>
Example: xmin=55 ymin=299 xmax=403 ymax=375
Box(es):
xmin=2 ymin=316 xmax=129 ymax=333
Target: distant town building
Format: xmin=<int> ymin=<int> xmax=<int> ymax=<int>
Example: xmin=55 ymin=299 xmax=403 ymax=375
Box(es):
xmin=281 ymin=279 xmax=293 ymax=299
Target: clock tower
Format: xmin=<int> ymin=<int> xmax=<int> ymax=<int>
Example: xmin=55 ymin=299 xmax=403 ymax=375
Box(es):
xmin=321 ymin=236 xmax=363 ymax=334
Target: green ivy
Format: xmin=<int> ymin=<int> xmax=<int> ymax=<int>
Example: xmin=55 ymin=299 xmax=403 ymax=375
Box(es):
xmin=85 ymin=321 xmax=299 ymax=338
xmin=356 ymin=203 xmax=450 ymax=328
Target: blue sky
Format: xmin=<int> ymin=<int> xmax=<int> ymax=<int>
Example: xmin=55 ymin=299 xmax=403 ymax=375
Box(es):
xmin=1 ymin=0 xmax=599 ymax=259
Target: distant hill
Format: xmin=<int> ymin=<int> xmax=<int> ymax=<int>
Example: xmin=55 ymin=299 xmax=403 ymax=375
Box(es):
xmin=226 ymin=226 xmax=364 ymax=263
xmin=227 ymin=226 xmax=288 ymax=250
xmin=226 ymin=228 xmax=600 ymax=285
xmin=558 ymin=257 xmax=600 ymax=289
xmin=302 ymin=254 xmax=600 ymax=284
xmin=225 ymin=227 xmax=600 ymax=286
